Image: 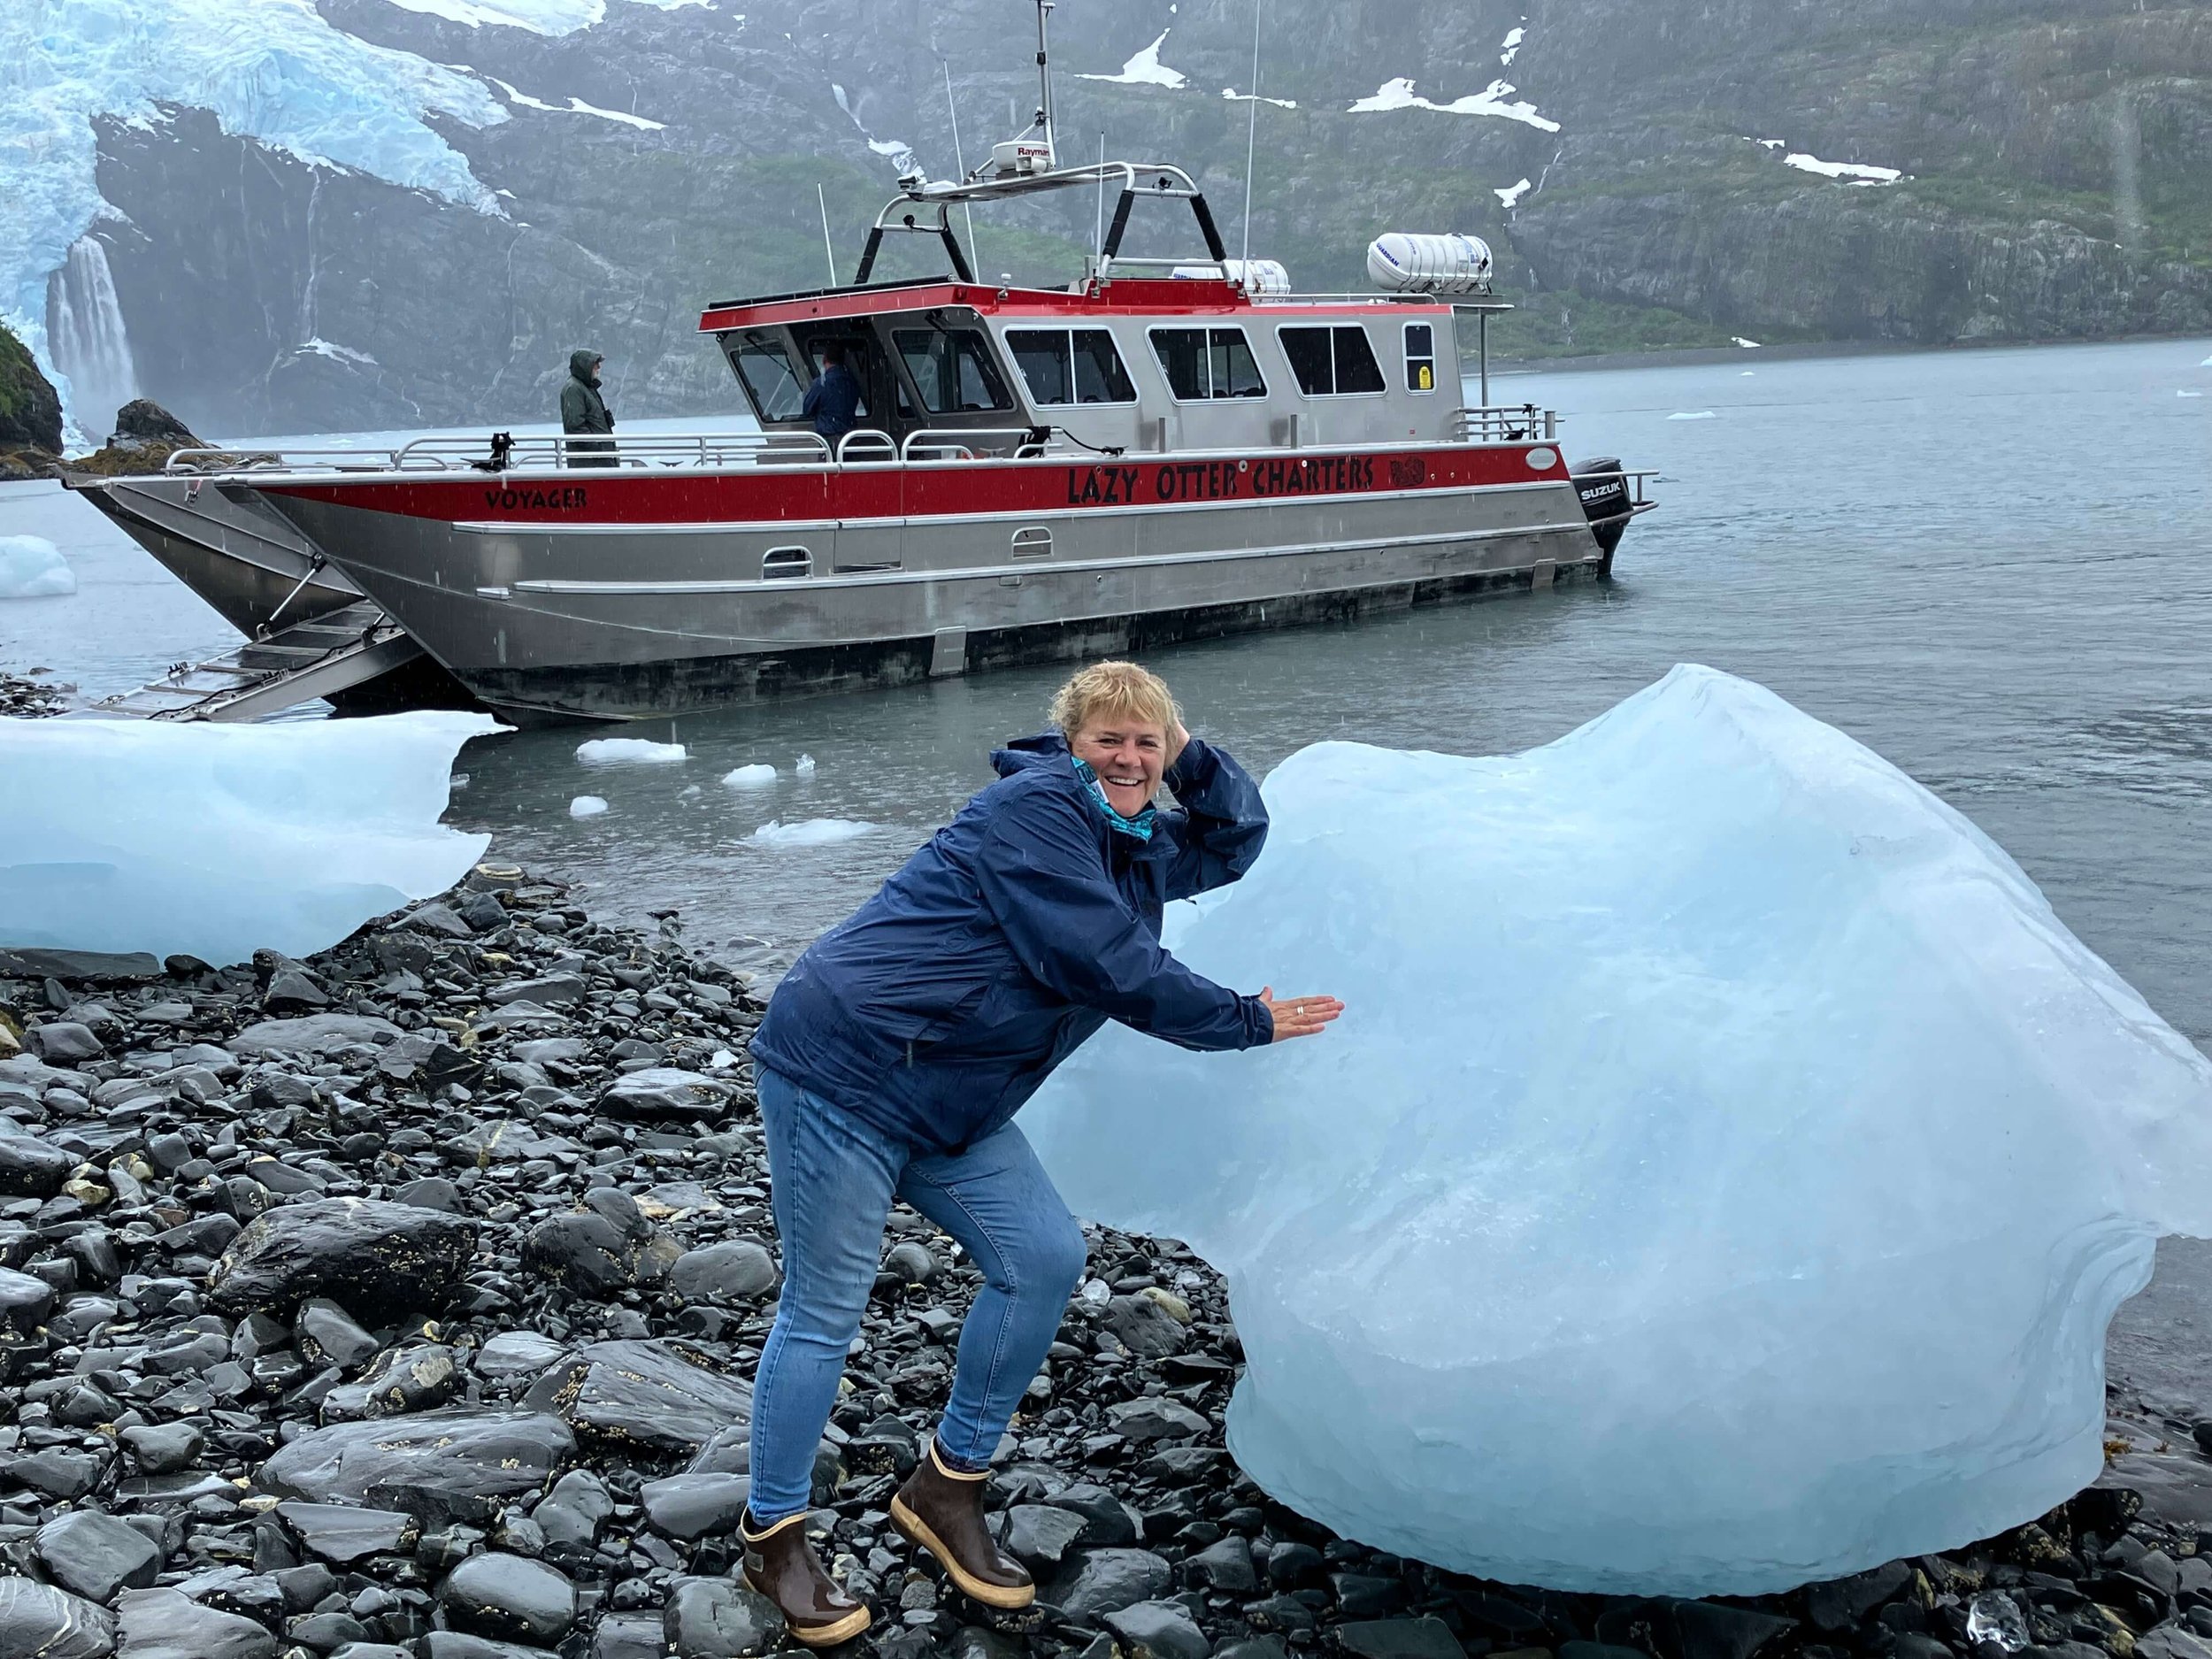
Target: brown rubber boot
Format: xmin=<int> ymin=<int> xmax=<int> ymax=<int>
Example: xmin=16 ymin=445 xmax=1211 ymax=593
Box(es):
xmin=739 ymin=1508 xmax=872 ymax=1647
xmin=889 ymin=1440 xmax=1035 ymax=1610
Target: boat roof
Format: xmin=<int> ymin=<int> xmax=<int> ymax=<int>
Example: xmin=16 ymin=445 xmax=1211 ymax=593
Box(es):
xmin=697 ymin=277 xmax=1472 ymax=334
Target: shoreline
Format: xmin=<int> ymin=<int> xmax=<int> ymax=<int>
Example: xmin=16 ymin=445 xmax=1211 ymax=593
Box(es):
xmin=2 ymin=864 xmax=2209 ymax=1659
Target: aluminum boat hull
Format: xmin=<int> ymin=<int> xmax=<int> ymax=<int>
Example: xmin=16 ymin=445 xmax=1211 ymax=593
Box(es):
xmin=255 ymin=442 xmax=1612 ymax=721
xmin=66 ymin=476 xmax=360 ymax=636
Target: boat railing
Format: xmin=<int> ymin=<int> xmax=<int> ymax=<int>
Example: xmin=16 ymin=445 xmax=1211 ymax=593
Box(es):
xmin=835 ymin=430 xmax=900 ymax=464
xmin=901 ymin=427 xmax=1052 ymax=462
xmin=1454 ymin=404 xmax=1559 ymax=443
xmin=165 ymin=432 xmax=833 ymax=477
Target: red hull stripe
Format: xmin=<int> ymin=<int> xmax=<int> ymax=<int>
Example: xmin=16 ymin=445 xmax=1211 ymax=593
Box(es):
xmin=264 ymin=447 xmax=1566 ymax=527
xmin=695 ymin=279 xmax=1452 ymax=334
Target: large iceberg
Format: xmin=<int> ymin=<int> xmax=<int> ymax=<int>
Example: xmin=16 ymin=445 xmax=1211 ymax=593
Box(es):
xmin=0 ymin=711 xmax=500 ymax=965
xmin=1025 ymin=665 xmax=2212 ymax=1596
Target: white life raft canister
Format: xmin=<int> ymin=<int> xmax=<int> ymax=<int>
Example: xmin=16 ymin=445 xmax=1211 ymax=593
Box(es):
xmin=1365 ymin=232 xmax=1494 ymax=296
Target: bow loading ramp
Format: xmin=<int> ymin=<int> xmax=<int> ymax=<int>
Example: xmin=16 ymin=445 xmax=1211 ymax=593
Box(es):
xmin=83 ymin=602 xmax=434 ymax=722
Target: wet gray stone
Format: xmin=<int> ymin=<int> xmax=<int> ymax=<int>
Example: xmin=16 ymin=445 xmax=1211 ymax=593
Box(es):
xmin=522 ymin=1209 xmax=648 ymax=1297
xmin=474 ymin=1331 xmax=569 ymax=1381
xmin=0 ymin=948 xmax=160 ymax=981
xmin=288 ymin=1612 xmax=370 ymax=1649
xmin=210 ymin=1197 xmax=477 ymax=1321
xmin=119 ymin=1422 xmax=203 ymax=1475
xmin=1001 ymin=1503 xmax=1087 ymax=1566
xmin=323 ymin=1343 xmax=460 ymax=1419
xmin=259 ymin=1409 xmax=577 ymax=1525
xmin=275 ymin=1501 xmax=416 ymax=1564
xmin=295 ymin=1299 xmax=379 ymax=1369
xmin=521 ymin=1339 xmax=752 ymax=1455
xmin=598 ymin=1067 xmax=733 ymax=1124
xmin=489 ymin=974 xmax=585 ymax=1006
xmin=1102 ymin=1293 xmax=1186 ymax=1359
xmin=440 ymin=1552 xmax=576 ymax=1644
xmin=114 ymin=1587 xmax=277 ymax=1659
xmin=398 ymin=902 xmax=472 ymax=939
xmin=1102 ymin=1601 xmax=1210 ymax=1659
xmin=0 ymin=1578 xmax=116 ymax=1659
xmin=422 ymin=1634 xmax=560 ymax=1659
xmin=1053 ymin=1548 xmax=1173 ymax=1620
xmin=590 ymin=1610 xmax=668 ymax=1659
xmin=1104 ymin=1396 xmax=1210 ymax=1442
xmin=640 ymin=1472 xmax=752 ymax=1539
xmin=0 ymin=1262 xmax=58 ymax=1327
xmin=227 ymin=1013 xmax=403 ymax=1056
xmin=5 ymin=1446 xmax=107 ymax=1498
xmin=1337 ymin=1618 xmax=1469 ymax=1659
xmin=668 ymin=1240 xmax=777 ymax=1302
xmin=1183 ymin=1533 xmax=1257 ymax=1593
xmin=28 ymin=1021 xmax=104 ymax=1063
xmin=0 ymin=1123 xmax=75 ymax=1196
xmin=664 ymin=1577 xmax=786 ymax=1658
xmin=34 ymin=1509 xmax=164 ymax=1601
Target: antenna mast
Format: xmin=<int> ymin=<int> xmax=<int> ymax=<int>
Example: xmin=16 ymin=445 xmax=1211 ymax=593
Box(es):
xmin=1240 ymin=0 xmax=1263 ymax=268
xmin=1034 ymin=1 xmax=1056 ymax=152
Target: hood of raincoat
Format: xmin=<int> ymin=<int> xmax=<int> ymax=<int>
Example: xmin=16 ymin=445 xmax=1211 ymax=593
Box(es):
xmin=569 ymin=349 xmax=603 ymax=386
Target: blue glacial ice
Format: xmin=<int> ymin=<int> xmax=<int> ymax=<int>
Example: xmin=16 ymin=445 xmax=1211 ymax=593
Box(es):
xmin=1025 ymin=664 xmax=2212 ymax=1595
xmin=0 ymin=710 xmax=499 ymax=966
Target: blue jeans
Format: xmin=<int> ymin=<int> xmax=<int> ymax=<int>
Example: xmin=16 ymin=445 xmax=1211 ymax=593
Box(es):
xmin=747 ymin=1067 xmax=1089 ymax=1522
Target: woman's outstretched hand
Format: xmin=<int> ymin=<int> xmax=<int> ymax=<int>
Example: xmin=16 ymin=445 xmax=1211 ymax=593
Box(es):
xmin=1259 ymin=987 xmax=1346 ymax=1042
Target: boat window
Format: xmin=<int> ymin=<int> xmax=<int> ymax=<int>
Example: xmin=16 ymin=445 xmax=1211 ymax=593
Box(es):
xmin=1404 ymin=322 xmax=1437 ymax=394
xmin=1008 ymin=328 xmax=1137 ymax=406
xmin=892 ymin=328 xmax=1013 ymax=415
xmin=805 ymin=339 xmax=870 ymax=418
xmin=1279 ymin=325 xmax=1386 ymax=396
xmin=1148 ymin=327 xmax=1266 ymax=401
xmin=731 ymin=334 xmax=805 ymax=421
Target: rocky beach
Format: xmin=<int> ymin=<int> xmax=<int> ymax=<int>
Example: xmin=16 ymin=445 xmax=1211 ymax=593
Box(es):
xmin=0 ymin=849 xmax=2209 ymax=1659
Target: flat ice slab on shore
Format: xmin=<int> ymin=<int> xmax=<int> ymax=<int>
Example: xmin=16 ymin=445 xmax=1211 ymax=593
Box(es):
xmin=1027 ymin=664 xmax=2212 ymax=1595
xmin=0 ymin=712 xmax=499 ymax=966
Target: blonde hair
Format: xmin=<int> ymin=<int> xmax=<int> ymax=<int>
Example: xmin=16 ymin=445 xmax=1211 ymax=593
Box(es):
xmin=1049 ymin=660 xmax=1180 ymax=739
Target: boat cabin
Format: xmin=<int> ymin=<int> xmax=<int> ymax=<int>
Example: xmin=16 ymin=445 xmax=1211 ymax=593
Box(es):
xmin=697 ymin=162 xmax=1532 ymax=462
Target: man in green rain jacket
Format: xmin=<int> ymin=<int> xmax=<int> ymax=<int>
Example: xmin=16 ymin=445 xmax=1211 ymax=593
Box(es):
xmin=561 ymin=349 xmax=616 ymax=468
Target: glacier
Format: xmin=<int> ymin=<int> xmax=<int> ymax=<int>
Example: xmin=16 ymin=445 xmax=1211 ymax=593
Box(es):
xmin=0 ymin=0 xmax=704 ymax=434
xmin=0 ymin=711 xmax=500 ymax=966
xmin=1025 ymin=664 xmax=2212 ymax=1596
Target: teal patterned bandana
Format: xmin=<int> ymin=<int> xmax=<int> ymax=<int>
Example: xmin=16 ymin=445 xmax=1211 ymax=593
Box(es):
xmin=1071 ymin=756 xmax=1157 ymax=841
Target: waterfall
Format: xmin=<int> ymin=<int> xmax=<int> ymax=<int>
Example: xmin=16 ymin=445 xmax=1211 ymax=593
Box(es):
xmin=46 ymin=235 xmax=139 ymax=442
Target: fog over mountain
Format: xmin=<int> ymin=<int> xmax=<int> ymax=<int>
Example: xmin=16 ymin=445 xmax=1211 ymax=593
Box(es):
xmin=10 ymin=0 xmax=2210 ymax=437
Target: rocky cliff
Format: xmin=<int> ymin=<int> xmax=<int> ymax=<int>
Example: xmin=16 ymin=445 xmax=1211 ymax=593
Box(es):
xmin=35 ymin=0 xmax=2212 ymax=434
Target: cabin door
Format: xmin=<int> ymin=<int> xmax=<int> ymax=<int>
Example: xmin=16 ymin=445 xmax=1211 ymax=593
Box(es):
xmin=802 ymin=332 xmax=903 ymax=572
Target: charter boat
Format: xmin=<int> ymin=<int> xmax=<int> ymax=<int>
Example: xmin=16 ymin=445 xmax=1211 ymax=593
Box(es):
xmin=149 ymin=11 xmax=1653 ymax=723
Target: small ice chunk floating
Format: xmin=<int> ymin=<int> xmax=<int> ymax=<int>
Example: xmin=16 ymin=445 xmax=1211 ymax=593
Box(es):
xmin=0 ymin=712 xmax=499 ymax=965
xmin=1026 ymin=665 xmax=2212 ymax=1595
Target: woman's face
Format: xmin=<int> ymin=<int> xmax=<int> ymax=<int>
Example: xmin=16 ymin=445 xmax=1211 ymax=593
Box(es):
xmin=1071 ymin=716 xmax=1170 ymax=818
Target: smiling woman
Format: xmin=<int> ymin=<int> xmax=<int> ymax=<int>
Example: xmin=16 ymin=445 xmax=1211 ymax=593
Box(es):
xmin=732 ymin=657 xmax=1340 ymax=1643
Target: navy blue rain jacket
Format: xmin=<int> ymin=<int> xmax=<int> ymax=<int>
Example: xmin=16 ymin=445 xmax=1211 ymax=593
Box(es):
xmin=749 ymin=732 xmax=1272 ymax=1153
xmin=802 ymin=364 xmax=862 ymax=440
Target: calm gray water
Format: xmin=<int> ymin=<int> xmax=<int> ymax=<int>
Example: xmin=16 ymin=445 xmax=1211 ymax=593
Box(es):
xmin=5 ymin=339 xmax=2210 ymax=1047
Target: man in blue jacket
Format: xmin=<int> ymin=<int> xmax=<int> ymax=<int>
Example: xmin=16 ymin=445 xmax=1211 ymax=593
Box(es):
xmin=741 ymin=661 xmax=1342 ymax=1644
xmin=801 ymin=341 xmax=862 ymax=442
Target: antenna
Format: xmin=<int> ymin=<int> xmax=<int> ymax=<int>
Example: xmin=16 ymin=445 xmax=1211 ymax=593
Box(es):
xmin=817 ymin=183 xmax=836 ymax=283
xmin=1240 ymin=0 xmax=1263 ymax=269
xmin=1034 ymin=0 xmax=1056 ymax=149
xmin=941 ymin=59 xmax=981 ymax=273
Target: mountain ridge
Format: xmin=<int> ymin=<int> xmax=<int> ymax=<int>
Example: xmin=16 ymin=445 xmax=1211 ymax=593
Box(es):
xmin=14 ymin=0 xmax=2208 ymax=435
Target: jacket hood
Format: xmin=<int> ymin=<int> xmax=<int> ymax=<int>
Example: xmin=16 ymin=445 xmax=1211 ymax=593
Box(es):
xmin=569 ymin=349 xmax=603 ymax=384
xmin=991 ymin=731 xmax=1070 ymax=779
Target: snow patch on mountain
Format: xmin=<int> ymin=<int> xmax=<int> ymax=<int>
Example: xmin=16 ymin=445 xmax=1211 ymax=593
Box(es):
xmin=1783 ymin=150 xmax=1902 ymax=184
xmin=1500 ymin=25 xmax=1525 ymax=65
xmin=1 ymin=0 xmax=511 ymax=431
xmin=484 ymin=74 xmax=665 ymax=128
xmin=1079 ymin=29 xmax=1189 ymax=89
xmin=1223 ymin=88 xmax=1297 ymax=109
xmin=1349 ymin=77 xmax=1560 ymax=133
xmin=380 ymin=0 xmax=718 ymax=33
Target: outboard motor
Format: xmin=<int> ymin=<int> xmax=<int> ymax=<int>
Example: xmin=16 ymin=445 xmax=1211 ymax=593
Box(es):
xmin=1571 ymin=457 xmax=1632 ymax=562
